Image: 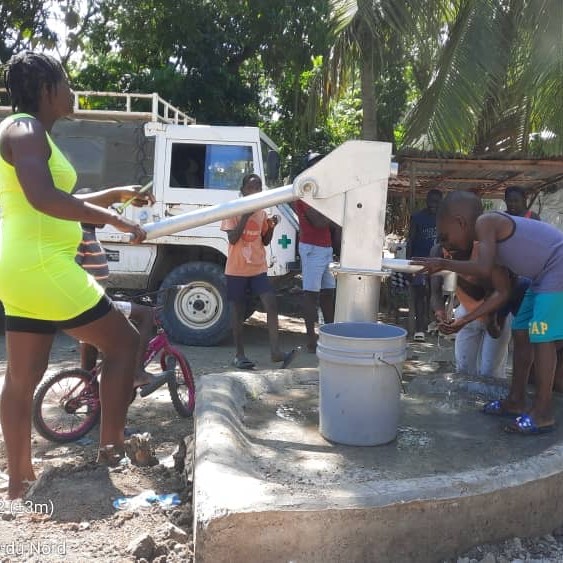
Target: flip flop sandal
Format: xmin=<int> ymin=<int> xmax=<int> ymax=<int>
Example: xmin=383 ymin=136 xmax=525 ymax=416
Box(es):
xmin=233 ymin=357 xmax=256 ymax=370
xmin=482 ymin=399 xmax=521 ymax=418
xmin=280 ymin=348 xmax=299 ymax=369
xmin=504 ymin=414 xmax=555 ymax=435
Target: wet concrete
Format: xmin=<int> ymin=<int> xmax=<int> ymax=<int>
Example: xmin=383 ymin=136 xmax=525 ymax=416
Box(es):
xmin=193 ymin=368 xmax=563 ymax=562
xmin=241 ymin=372 xmax=563 ymax=487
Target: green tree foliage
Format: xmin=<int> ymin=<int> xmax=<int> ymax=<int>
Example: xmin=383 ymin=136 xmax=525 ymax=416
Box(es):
xmin=312 ymin=0 xmax=435 ymax=142
xmin=76 ymin=0 xmax=259 ymax=123
xmin=66 ymin=0 xmax=338 ymax=175
xmin=0 ymin=0 xmax=58 ymax=62
xmin=75 ymin=0 xmax=332 ymax=131
xmin=403 ymin=0 xmax=563 ymax=155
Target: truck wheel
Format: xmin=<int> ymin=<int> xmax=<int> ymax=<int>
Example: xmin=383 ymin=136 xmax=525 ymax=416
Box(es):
xmin=159 ymin=261 xmax=230 ymax=346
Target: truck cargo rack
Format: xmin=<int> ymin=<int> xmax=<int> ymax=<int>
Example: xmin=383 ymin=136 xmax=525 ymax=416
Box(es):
xmin=0 ymin=89 xmax=195 ymax=124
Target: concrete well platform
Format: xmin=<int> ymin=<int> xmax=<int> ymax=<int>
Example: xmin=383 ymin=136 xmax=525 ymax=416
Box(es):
xmin=193 ymin=368 xmax=563 ymax=562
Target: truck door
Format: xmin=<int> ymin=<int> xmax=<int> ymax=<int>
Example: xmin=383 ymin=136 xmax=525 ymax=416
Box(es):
xmin=161 ymin=139 xmax=261 ymax=238
xmin=166 ymin=141 xmax=259 ymax=196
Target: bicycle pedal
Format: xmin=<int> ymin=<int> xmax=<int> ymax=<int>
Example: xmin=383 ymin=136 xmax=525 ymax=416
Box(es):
xmin=139 ymin=373 xmax=172 ymax=398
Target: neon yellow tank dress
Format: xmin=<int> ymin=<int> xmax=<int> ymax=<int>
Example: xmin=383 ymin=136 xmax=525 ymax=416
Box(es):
xmin=0 ymin=114 xmax=104 ymax=321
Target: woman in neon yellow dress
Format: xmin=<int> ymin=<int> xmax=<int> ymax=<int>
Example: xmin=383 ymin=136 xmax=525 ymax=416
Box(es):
xmin=0 ymin=52 xmax=151 ymax=498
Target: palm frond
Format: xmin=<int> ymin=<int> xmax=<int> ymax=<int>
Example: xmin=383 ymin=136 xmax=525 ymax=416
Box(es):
xmin=526 ymin=0 xmax=563 ymax=153
xmin=403 ymin=0 xmax=510 ymax=152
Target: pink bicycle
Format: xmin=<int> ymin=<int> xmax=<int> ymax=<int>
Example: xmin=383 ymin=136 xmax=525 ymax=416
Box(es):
xmin=32 ymin=291 xmax=195 ymax=443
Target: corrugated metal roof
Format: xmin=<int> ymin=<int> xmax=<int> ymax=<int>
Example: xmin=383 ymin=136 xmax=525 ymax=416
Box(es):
xmin=390 ymin=156 xmax=563 ymax=199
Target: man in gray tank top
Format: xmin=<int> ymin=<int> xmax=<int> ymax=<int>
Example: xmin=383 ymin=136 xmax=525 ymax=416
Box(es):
xmin=412 ymin=191 xmax=563 ymax=435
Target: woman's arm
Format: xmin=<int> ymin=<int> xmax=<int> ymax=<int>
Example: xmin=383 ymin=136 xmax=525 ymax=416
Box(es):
xmin=6 ymin=118 xmax=146 ymax=242
xmin=75 ymin=187 xmax=154 ymax=209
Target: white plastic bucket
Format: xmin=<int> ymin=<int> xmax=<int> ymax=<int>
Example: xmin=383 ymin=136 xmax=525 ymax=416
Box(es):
xmin=317 ymin=322 xmax=407 ymax=446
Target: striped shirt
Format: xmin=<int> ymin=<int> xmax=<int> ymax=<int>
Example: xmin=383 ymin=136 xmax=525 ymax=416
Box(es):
xmin=75 ymin=224 xmax=110 ymax=281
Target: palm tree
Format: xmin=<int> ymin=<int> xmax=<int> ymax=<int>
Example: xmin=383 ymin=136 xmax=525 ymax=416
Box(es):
xmin=403 ymin=0 xmax=563 ymax=155
xmin=313 ymin=0 xmax=445 ymax=142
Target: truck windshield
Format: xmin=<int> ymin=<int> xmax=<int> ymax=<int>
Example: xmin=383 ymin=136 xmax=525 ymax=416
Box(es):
xmin=170 ymin=143 xmax=254 ymax=190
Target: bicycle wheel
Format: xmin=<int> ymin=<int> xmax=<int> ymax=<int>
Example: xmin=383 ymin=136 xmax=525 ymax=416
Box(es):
xmin=160 ymin=349 xmax=195 ymax=417
xmin=33 ymin=368 xmax=101 ymax=443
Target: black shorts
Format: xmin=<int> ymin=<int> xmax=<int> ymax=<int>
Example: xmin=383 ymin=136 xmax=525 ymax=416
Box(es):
xmin=226 ymin=273 xmax=272 ymax=303
xmin=5 ymin=294 xmax=113 ymax=334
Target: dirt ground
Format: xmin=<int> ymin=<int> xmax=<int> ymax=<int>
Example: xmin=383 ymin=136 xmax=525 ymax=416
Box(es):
xmin=0 ymin=306 xmax=452 ymax=563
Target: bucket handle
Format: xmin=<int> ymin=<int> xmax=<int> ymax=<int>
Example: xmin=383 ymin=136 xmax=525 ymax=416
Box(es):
xmin=375 ymin=355 xmax=407 ymax=394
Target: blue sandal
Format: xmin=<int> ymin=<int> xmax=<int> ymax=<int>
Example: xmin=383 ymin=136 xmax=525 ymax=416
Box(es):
xmin=504 ymin=414 xmax=555 ymax=435
xmin=482 ymin=399 xmax=520 ymax=418
xmin=280 ymin=348 xmax=298 ymax=369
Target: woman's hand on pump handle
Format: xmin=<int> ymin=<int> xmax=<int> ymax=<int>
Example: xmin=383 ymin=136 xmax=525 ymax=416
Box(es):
xmin=110 ymin=213 xmax=147 ymax=245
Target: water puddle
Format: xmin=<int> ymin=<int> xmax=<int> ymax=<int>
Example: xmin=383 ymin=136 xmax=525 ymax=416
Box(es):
xmin=431 ymin=392 xmax=485 ymax=414
xmin=396 ymin=426 xmax=433 ymax=450
xmin=275 ymin=403 xmax=317 ymax=425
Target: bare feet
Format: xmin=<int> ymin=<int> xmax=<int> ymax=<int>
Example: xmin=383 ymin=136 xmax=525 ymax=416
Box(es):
xmin=6 ymin=466 xmax=37 ymax=499
xmin=97 ymin=444 xmax=127 ymax=467
xmin=7 ymin=477 xmax=35 ymax=500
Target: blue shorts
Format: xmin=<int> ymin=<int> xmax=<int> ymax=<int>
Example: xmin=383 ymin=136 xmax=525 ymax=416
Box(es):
xmin=512 ymin=290 xmax=563 ymax=342
xmin=299 ymin=242 xmax=336 ymax=292
xmin=226 ymin=273 xmax=272 ymax=303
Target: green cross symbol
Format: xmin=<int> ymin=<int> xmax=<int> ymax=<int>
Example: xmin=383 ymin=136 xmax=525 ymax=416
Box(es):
xmin=278 ymin=234 xmax=292 ymax=249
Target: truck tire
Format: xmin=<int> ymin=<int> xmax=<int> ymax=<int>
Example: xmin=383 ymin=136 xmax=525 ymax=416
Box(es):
xmin=159 ymin=261 xmax=230 ymax=346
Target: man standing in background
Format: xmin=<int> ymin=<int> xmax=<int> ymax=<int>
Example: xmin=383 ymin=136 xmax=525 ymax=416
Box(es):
xmin=504 ymin=186 xmax=541 ymax=220
xmin=295 ymin=153 xmax=337 ymax=353
xmin=407 ymin=189 xmax=443 ymax=342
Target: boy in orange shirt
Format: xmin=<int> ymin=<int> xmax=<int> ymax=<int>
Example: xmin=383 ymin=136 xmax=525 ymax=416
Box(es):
xmin=221 ymin=174 xmax=296 ymax=370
